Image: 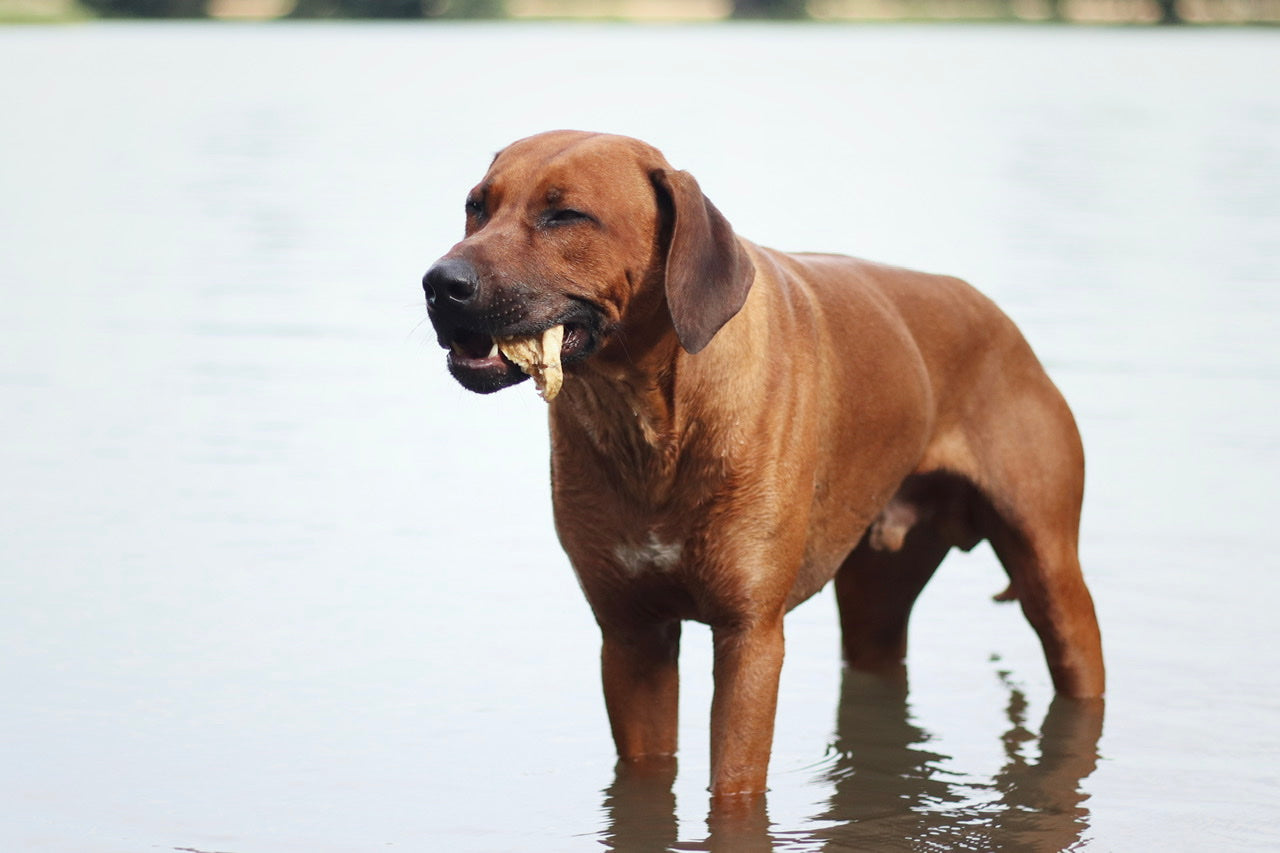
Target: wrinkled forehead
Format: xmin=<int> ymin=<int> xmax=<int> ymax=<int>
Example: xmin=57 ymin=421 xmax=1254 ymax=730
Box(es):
xmin=475 ymin=131 xmax=669 ymax=207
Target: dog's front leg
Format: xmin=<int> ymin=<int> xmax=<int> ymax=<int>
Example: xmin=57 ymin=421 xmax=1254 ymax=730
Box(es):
xmin=708 ymin=613 xmax=786 ymax=797
xmin=601 ymin=620 xmax=682 ymax=760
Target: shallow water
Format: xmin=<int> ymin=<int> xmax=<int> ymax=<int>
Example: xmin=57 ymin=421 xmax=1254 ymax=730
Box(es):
xmin=1 ymin=21 xmax=1278 ymax=852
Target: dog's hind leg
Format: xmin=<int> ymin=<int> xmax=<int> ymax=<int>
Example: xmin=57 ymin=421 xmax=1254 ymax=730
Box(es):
xmin=833 ymin=515 xmax=950 ymax=678
xmin=969 ymin=377 xmax=1106 ymax=698
xmin=986 ymin=515 xmax=1105 ymax=698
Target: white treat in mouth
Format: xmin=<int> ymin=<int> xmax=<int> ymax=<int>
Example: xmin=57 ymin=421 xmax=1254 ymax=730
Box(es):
xmin=495 ymin=324 xmax=565 ymax=401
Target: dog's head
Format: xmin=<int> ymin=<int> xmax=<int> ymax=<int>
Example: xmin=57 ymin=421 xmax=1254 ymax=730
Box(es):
xmin=422 ymin=130 xmax=755 ymax=395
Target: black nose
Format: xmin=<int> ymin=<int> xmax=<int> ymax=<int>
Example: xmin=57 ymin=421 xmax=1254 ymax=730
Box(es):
xmin=423 ymin=258 xmax=479 ymax=308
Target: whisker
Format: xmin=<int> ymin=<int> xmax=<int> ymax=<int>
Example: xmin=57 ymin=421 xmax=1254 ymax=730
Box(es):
xmin=406 ymin=315 xmax=434 ymax=343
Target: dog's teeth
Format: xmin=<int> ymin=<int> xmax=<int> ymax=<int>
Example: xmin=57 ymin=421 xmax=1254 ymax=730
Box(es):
xmin=488 ymin=342 xmax=499 ymax=359
xmin=450 ymin=342 xmax=464 ymax=357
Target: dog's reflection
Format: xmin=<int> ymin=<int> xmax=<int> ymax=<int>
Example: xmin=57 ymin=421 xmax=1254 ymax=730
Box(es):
xmin=598 ymin=756 xmax=679 ymax=852
xmin=810 ymin=669 xmax=1104 ymax=850
xmin=598 ymin=755 xmax=773 ymax=853
xmin=597 ymin=668 xmax=1103 ymax=851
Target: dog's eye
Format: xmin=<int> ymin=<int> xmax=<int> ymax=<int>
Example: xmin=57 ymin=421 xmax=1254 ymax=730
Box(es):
xmin=545 ymin=208 xmax=593 ymax=227
xmin=465 ymin=197 xmax=484 ymax=218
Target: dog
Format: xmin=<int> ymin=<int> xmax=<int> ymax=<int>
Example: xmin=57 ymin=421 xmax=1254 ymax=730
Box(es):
xmin=422 ymin=130 xmax=1104 ymax=798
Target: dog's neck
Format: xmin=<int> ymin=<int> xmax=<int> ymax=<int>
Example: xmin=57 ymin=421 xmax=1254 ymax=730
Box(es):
xmin=552 ymin=321 xmax=691 ymax=505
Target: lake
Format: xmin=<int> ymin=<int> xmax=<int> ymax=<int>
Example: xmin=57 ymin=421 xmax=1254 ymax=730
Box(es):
xmin=1 ymin=20 xmax=1277 ymax=852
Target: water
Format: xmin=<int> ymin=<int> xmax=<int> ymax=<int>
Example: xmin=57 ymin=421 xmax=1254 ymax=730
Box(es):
xmin=2 ymin=21 xmax=1277 ymax=852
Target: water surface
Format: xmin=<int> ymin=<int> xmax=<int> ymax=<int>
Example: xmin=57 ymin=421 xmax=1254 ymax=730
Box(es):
xmin=1 ymin=21 xmax=1278 ymax=852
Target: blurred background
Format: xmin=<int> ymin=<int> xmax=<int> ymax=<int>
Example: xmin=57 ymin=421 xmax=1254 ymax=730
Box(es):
xmin=2 ymin=3 xmax=1277 ymax=852
xmin=4 ymin=0 xmax=1280 ymax=25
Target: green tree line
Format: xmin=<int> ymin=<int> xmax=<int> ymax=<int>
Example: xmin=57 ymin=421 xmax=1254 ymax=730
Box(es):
xmin=80 ymin=0 xmax=1185 ymax=22
xmin=82 ymin=0 xmax=502 ymax=17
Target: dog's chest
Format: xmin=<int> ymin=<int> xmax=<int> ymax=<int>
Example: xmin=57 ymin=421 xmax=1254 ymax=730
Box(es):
xmin=612 ymin=530 xmax=683 ymax=577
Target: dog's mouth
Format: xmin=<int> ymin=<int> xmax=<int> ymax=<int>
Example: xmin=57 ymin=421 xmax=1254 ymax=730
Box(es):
xmin=441 ymin=315 xmax=600 ymax=395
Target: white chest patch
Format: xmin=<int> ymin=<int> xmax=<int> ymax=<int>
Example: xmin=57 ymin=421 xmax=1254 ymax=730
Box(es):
xmin=613 ymin=531 xmax=683 ymax=577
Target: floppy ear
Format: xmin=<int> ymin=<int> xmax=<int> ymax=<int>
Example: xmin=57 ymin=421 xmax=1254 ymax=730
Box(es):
xmin=651 ymin=169 xmax=755 ymax=354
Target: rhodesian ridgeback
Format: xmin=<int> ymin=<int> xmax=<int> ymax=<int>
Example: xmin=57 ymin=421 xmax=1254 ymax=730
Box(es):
xmin=422 ymin=130 xmax=1104 ymax=798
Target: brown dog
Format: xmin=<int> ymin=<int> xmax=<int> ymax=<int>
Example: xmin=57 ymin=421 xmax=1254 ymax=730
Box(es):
xmin=422 ymin=130 xmax=1104 ymax=798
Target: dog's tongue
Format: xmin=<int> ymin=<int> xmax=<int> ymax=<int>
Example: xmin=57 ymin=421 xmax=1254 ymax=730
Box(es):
xmin=495 ymin=325 xmax=565 ymax=401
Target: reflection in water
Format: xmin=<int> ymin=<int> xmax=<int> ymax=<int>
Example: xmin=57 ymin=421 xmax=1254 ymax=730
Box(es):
xmin=597 ymin=669 xmax=1103 ymax=852
xmin=599 ymin=757 xmax=679 ymax=852
xmin=703 ymin=792 xmax=772 ymax=853
xmin=599 ymin=756 xmax=774 ymax=853
xmin=811 ymin=670 xmax=1104 ymax=851
xmin=809 ymin=671 xmax=959 ymax=849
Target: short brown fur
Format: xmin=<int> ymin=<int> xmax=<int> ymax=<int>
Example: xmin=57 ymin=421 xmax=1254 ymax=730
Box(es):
xmin=423 ymin=131 xmax=1104 ymax=798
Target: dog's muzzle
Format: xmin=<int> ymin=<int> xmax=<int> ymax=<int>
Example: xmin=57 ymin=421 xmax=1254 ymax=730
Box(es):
xmin=422 ymin=257 xmax=606 ymax=395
